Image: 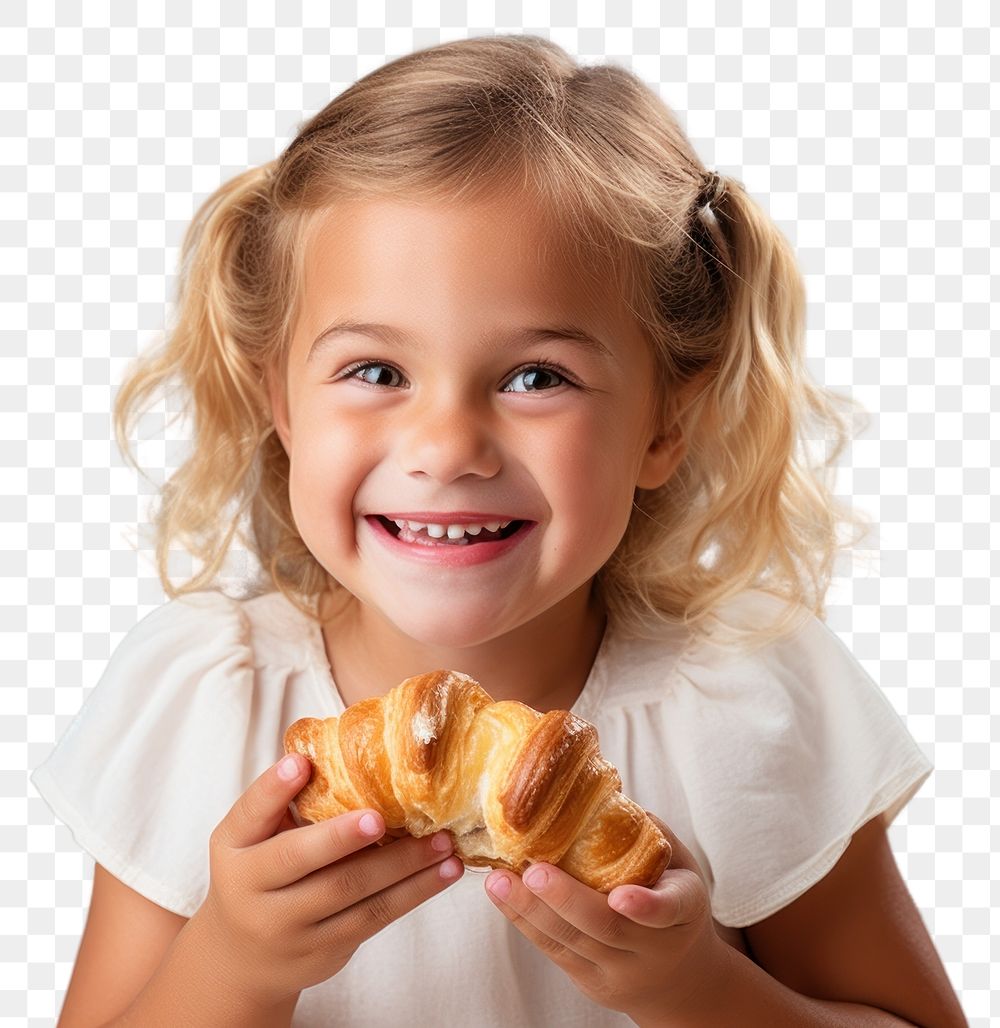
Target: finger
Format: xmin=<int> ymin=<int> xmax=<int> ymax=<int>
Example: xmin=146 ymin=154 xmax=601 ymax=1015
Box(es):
xmin=294 ymin=828 xmax=459 ymax=919
xmin=645 ymin=812 xmax=701 ymax=876
xmin=213 ymin=753 xmax=312 ymax=850
xmin=502 ymin=862 xmax=636 ymax=952
xmin=608 ymin=868 xmax=708 ymax=929
xmin=485 ymin=867 xmax=601 ymax=975
xmin=275 ymin=807 xmax=300 ymax=836
xmin=252 ymin=806 xmax=391 ymax=891
xmin=316 ymin=847 xmax=465 ymax=949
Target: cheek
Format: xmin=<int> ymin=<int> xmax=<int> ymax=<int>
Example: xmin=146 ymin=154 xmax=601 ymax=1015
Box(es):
xmin=285 ymin=412 xmax=367 ymax=518
xmin=542 ymin=419 xmax=643 ymax=538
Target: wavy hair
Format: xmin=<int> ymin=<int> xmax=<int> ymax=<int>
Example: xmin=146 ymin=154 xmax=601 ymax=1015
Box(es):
xmin=114 ymin=33 xmax=870 ymax=649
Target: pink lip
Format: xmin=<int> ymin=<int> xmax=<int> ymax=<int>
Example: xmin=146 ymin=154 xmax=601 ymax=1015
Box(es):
xmin=364 ymin=515 xmax=535 ymax=567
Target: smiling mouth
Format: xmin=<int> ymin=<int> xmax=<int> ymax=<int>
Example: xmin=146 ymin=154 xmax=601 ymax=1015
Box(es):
xmin=375 ymin=516 xmax=526 ymax=546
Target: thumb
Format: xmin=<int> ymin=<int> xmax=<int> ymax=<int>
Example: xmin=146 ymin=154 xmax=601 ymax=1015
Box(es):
xmin=644 ymin=811 xmax=703 ymax=876
xmin=607 ymin=812 xmax=711 ymax=928
xmin=214 ymin=752 xmax=312 ymax=849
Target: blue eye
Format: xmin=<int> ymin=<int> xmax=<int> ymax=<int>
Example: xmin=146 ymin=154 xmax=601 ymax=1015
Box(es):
xmin=345 ymin=362 xmax=405 ymax=387
xmin=503 ymin=365 xmax=568 ymax=393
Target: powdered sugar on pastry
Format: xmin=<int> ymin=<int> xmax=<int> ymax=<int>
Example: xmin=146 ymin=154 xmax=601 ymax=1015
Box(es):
xmin=411 ymin=709 xmax=437 ymax=744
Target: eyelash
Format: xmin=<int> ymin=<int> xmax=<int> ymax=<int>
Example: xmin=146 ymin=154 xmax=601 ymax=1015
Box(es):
xmin=335 ymin=359 xmax=578 ymax=392
xmin=337 ymin=361 xmax=406 ymax=388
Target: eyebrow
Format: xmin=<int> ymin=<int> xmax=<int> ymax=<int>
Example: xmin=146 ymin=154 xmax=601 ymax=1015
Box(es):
xmin=305 ymin=319 xmax=613 ymax=363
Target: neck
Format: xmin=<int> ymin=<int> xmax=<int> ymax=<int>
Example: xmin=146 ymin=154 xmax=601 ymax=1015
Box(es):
xmin=318 ymin=582 xmax=608 ymax=714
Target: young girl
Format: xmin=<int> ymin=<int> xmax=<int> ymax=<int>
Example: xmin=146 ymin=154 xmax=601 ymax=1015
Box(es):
xmin=31 ymin=34 xmax=965 ymax=1028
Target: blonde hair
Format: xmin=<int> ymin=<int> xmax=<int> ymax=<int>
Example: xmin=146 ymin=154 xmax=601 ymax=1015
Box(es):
xmin=114 ymin=33 xmax=870 ymax=650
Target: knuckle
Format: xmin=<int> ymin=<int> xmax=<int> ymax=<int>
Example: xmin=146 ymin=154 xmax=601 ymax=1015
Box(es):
xmin=382 ymin=833 xmax=429 ymax=875
xmin=330 ymin=858 xmax=374 ymax=906
xmin=411 ymin=834 xmax=445 ymax=869
xmin=660 ymin=872 xmax=707 ymax=926
xmin=678 ymin=870 xmax=707 ymax=913
xmin=547 ymin=913 xmax=580 ymax=950
xmin=234 ymin=790 xmax=265 ymax=827
xmin=208 ymin=840 xmax=233 ymax=885
xmin=358 ymin=885 xmax=396 ymax=931
xmin=661 ymin=883 xmax=680 ymax=919
xmin=532 ymin=927 xmax=568 ymax=960
xmin=598 ymin=909 xmax=628 ymax=944
xmin=347 ymin=856 xmax=440 ymax=935
xmin=210 ymin=852 xmax=251 ymax=909
xmin=228 ymin=852 xmax=259 ymax=899
xmin=208 ymin=823 xmax=228 ymax=853
xmin=325 ymin=815 xmax=359 ymax=854
xmin=274 ymin=834 xmax=307 ymax=878
xmin=550 ymin=887 xmax=580 ymax=918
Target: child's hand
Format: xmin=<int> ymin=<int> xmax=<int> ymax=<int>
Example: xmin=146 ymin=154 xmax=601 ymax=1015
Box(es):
xmin=484 ymin=814 xmax=731 ymax=1025
xmin=189 ymin=752 xmax=463 ymax=1008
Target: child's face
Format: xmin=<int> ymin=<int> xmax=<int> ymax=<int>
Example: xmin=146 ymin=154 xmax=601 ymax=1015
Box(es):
xmin=269 ymin=188 xmax=686 ymax=649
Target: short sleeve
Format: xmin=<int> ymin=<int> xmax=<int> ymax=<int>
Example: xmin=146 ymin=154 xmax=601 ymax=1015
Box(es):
xmin=30 ymin=591 xmax=256 ymax=917
xmin=670 ymin=595 xmax=934 ymax=929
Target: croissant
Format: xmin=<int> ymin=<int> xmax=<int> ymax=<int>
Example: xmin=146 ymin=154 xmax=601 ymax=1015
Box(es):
xmin=283 ymin=669 xmax=671 ymax=892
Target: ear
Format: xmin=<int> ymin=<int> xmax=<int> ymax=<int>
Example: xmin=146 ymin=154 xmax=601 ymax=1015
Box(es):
xmin=266 ymin=364 xmax=292 ymax=453
xmin=636 ymin=372 xmax=706 ymax=489
xmin=636 ymin=426 xmax=687 ymax=490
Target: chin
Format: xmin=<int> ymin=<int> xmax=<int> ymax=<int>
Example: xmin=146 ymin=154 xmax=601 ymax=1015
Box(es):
xmin=391 ymin=617 xmax=505 ymax=652
xmin=370 ymin=597 xmax=521 ymax=651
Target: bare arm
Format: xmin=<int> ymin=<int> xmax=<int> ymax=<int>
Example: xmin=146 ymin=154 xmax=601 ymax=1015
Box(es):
xmin=106 ymin=912 xmax=299 ymax=1027
xmin=56 ymin=865 xmax=297 ymax=1028
xmin=739 ymin=816 xmax=966 ymax=1027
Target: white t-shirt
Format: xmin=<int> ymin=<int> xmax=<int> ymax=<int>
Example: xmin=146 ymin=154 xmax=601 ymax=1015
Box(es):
xmin=31 ymin=588 xmax=933 ymax=1027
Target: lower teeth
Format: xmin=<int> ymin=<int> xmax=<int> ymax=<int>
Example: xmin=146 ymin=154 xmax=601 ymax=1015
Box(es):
xmin=397 ymin=526 xmax=469 ymax=546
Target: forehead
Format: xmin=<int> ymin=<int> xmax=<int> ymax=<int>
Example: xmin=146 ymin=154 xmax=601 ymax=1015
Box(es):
xmin=295 ymin=190 xmax=631 ymax=336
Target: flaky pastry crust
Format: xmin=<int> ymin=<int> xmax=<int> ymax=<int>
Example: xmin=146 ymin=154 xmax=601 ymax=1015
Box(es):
xmin=283 ymin=669 xmax=671 ymax=892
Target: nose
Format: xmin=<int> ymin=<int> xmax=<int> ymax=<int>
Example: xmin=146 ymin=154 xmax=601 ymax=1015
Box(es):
xmin=395 ymin=392 xmax=503 ymax=483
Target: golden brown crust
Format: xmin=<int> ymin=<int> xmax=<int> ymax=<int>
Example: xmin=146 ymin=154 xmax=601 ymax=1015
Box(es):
xmin=283 ymin=670 xmax=671 ymax=891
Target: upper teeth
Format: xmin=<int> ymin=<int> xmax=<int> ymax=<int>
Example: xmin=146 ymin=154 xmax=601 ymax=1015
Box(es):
xmin=393 ymin=519 xmax=511 ymax=538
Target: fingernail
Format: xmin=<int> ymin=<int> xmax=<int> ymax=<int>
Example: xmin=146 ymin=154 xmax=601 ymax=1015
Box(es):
xmin=359 ymin=812 xmax=383 ymax=837
xmin=608 ymin=889 xmax=631 ymax=914
xmin=488 ymin=873 xmax=511 ymax=899
xmin=276 ymin=754 xmax=301 ymax=781
xmin=438 ymin=856 xmax=463 ymax=880
xmin=522 ymin=865 xmax=547 ymax=891
xmin=430 ymin=830 xmax=453 ymax=853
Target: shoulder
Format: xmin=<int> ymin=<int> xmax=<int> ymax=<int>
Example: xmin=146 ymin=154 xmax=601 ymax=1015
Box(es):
xmin=115 ymin=588 xmax=325 ymax=676
xmin=59 ymin=588 xmax=331 ymax=742
xmin=123 ymin=589 xmax=250 ymax=650
xmin=659 ymin=591 xmax=932 ymax=928
xmin=30 ymin=589 xmax=325 ymax=917
xmin=604 ymin=588 xmax=893 ymax=716
xmin=602 ymin=588 xmax=819 ymax=704
xmin=664 ymin=587 xmax=920 ymax=755
xmin=671 ymin=588 xmax=860 ymax=697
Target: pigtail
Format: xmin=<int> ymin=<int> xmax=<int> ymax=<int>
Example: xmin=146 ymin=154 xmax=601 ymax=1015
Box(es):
xmin=602 ymin=177 xmax=870 ymax=648
xmin=699 ymin=181 xmax=869 ymax=633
